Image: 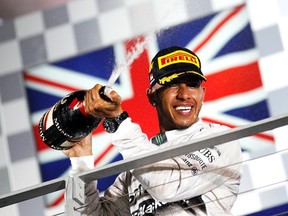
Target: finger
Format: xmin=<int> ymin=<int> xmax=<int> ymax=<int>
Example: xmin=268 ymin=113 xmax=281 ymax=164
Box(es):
xmin=84 ymin=84 xmax=103 ymax=115
xmin=109 ymin=90 xmax=122 ymax=105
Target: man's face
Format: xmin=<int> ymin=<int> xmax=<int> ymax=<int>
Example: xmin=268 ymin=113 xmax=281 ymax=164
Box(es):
xmin=149 ymin=77 xmax=206 ymax=132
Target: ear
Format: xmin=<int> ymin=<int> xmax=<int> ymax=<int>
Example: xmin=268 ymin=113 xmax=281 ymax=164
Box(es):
xmin=201 ymin=85 xmax=206 ymax=98
xmin=146 ymin=88 xmax=156 ymax=107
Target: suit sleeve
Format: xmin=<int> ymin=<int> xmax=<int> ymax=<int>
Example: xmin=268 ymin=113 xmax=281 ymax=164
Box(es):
xmin=68 ymin=156 xmax=131 ymax=215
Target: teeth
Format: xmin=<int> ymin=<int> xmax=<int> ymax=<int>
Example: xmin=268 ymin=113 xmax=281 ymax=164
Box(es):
xmin=176 ymin=106 xmax=191 ymax=111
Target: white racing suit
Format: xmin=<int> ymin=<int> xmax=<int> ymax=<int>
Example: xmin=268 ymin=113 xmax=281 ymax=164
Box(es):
xmin=69 ymin=118 xmax=242 ymax=215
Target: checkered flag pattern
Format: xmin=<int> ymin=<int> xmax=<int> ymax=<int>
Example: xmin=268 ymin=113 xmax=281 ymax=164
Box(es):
xmin=1 ymin=0 xmax=288 ymax=215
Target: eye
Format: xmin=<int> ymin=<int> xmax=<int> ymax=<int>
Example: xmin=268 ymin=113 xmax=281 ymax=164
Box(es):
xmin=169 ymin=83 xmax=179 ymax=88
xmin=187 ymin=80 xmax=201 ymax=88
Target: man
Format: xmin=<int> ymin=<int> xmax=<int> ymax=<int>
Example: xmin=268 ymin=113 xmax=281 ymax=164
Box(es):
xmin=63 ymin=46 xmax=243 ymax=215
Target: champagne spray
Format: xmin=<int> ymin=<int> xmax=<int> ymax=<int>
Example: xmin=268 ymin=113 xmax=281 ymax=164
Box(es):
xmin=38 ymin=37 xmax=149 ymax=150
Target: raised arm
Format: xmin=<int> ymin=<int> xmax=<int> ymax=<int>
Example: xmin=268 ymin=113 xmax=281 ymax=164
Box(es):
xmin=62 ymin=84 xmax=131 ymax=215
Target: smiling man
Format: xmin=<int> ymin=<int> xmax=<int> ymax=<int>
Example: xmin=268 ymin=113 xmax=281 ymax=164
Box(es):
xmin=63 ymin=46 xmax=243 ymax=215
xmin=147 ymin=46 xmax=207 ymax=132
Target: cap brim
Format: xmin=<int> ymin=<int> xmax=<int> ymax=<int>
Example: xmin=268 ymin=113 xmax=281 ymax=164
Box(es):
xmin=182 ymin=71 xmax=207 ymax=81
xmin=157 ymin=70 xmax=206 ymax=86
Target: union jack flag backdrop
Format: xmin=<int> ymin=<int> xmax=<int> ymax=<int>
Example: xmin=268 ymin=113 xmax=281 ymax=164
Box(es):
xmin=24 ymin=4 xmax=274 ymax=213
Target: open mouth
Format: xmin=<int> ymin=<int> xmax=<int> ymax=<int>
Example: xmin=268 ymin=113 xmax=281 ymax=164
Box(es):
xmin=175 ymin=106 xmax=192 ymax=113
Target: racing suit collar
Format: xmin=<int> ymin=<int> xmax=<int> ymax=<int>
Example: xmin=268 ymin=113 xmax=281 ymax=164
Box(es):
xmin=151 ymin=119 xmax=204 ymax=146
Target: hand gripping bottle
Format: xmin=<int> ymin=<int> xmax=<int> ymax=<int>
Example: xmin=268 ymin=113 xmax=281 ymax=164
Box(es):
xmin=38 ymin=86 xmax=109 ymax=150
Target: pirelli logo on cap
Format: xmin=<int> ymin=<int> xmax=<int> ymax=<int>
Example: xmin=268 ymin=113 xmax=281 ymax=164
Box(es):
xmin=158 ymin=50 xmax=200 ymax=69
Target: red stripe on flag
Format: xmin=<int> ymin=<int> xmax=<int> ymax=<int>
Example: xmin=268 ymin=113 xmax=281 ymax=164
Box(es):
xmin=94 ymin=143 xmax=115 ymax=166
xmin=194 ymin=4 xmax=244 ymax=53
xmin=204 ymin=61 xmax=263 ymax=101
xmin=202 ymin=117 xmax=275 ymax=142
xmin=23 ymin=72 xmax=80 ymax=92
xmin=48 ymin=193 xmax=64 ymax=208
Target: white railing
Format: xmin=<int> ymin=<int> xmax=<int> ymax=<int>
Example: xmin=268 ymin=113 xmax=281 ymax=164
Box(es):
xmin=1 ymin=113 xmax=288 ymax=215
